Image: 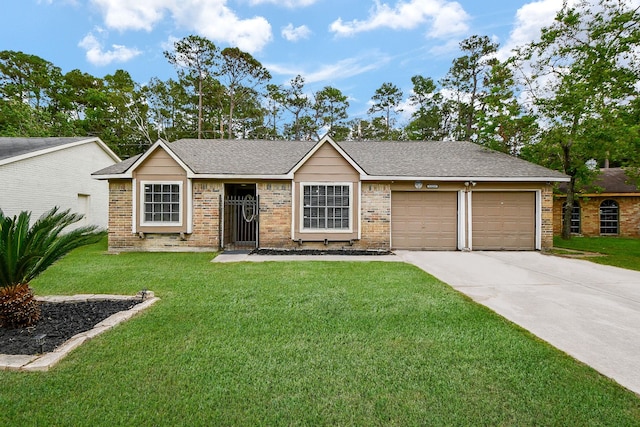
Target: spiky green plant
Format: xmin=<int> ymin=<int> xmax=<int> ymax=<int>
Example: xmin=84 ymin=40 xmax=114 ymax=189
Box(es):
xmin=0 ymin=207 xmax=103 ymax=328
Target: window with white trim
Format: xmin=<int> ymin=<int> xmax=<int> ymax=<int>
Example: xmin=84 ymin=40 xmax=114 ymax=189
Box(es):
xmin=302 ymin=184 xmax=350 ymax=230
xmin=142 ymin=182 xmax=182 ymax=225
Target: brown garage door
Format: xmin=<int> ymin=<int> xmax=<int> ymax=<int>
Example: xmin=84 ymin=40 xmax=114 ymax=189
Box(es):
xmin=472 ymin=192 xmax=535 ymax=250
xmin=391 ymin=191 xmax=457 ymax=250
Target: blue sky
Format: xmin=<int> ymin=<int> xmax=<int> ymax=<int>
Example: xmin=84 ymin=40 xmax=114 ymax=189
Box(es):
xmin=1 ymin=0 xmax=571 ymax=121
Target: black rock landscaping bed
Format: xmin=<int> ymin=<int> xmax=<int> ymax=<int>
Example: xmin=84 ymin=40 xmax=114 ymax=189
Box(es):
xmin=251 ymin=248 xmax=394 ymax=256
xmin=0 ymin=299 xmax=141 ymax=355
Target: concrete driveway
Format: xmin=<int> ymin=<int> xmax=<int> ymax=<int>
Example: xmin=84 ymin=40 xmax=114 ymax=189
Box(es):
xmin=397 ymin=251 xmax=640 ymax=396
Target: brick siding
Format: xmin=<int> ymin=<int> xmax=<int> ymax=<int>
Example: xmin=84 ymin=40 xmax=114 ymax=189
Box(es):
xmin=258 ymin=182 xmax=294 ymax=248
xmin=553 ymin=195 xmax=640 ymax=237
xmin=541 ymin=185 xmax=554 ymax=249
xmin=360 ymin=183 xmax=391 ymax=249
xmin=107 ymin=180 xmax=222 ymax=252
xmin=109 ymin=178 xmax=558 ymax=252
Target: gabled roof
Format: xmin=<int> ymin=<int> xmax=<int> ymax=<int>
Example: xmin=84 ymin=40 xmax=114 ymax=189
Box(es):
xmin=93 ymin=137 xmax=569 ymax=182
xmin=93 ymin=139 xmax=318 ymax=178
xmin=0 ymin=137 xmax=120 ymax=166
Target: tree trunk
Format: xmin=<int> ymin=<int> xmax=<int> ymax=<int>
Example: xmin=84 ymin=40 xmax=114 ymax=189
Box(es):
xmin=228 ymin=90 xmax=235 ymax=139
xmin=561 ymin=176 xmax=576 ymax=240
xmin=0 ymin=283 xmax=41 ymax=328
xmin=197 ymin=77 xmax=203 ymax=139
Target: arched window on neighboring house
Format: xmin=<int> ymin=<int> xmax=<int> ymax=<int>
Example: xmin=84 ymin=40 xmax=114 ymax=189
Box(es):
xmin=599 ymin=200 xmax=619 ymax=235
xmin=562 ymin=201 xmax=581 ymax=234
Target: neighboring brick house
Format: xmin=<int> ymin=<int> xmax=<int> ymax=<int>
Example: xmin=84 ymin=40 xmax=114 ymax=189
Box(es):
xmin=93 ymin=136 xmax=568 ymax=252
xmin=554 ymin=168 xmax=640 ymax=237
xmin=0 ymin=137 xmax=120 ymax=229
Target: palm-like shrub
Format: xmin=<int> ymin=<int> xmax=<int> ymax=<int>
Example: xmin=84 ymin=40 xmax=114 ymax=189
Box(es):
xmin=0 ymin=207 xmax=103 ymax=328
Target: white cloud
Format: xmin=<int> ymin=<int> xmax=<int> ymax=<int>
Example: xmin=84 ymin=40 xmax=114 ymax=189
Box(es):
xmin=281 ymin=24 xmax=311 ymax=41
xmin=497 ymin=0 xmax=578 ymax=60
xmin=90 ymin=0 xmax=273 ymax=53
xmin=266 ymin=53 xmax=391 ymax=84
xmin=78 ymin=32 xmax=141 ymax=66
xmin=329 ymin=0 xmax=469 ymax=38
xmin=91 ymin=0 xmax=166 ymax=32
xmin=249 ymin=0 xmax=318 ymax=6
xmin=171 ymin=3 xmax=272 ymax=53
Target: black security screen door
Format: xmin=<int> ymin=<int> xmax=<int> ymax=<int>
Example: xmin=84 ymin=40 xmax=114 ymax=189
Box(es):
xmin=223 ymin=184 xmax=258 ymax=250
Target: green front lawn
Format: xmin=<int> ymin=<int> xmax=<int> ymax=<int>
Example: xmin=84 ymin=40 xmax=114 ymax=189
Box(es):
xmin=2 ymin=240 xmax=639 ymax=425
xmin=553 ymin=236 xmax=640 ymax=271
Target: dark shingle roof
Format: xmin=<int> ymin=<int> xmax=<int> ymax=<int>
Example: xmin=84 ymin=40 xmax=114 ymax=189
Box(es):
xmin=170 ymin=139 xmax=317 ymax=174
xmin=93 ymin=138 xmax=568 ymax=180
xmin=0 ymin=137 xmax=92 ymax=161
xmin=338 ymin=140 xmax=567 ymax=178
xmin=559 ymin=168 xmax=639 ymax=194
xmin=93 ymin=154 xmax=140 ymax=175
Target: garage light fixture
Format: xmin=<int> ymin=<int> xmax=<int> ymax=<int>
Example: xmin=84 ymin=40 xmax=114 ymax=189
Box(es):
xmin=414 ymin=181 xmax=423 ymax=189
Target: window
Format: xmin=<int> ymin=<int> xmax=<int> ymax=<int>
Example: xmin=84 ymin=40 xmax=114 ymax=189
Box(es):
xmin=302 ymin=184 xmax=350 ymax=230
xmin=599 ymin=199 xmax=619 ymax=235
xmin=142 ymin=182 xmax=181 ymax=225
xmin=562 ymin=201 xmax=581 ymax=234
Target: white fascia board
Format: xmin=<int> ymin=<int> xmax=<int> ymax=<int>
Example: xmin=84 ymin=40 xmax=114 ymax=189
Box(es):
xmin=289 ymin=135 xmax=367 ymax=176
xmin=360 ymin=175 xmax=570 ymax=182
xmin=0 ymin=137 xmax=120 ymax=166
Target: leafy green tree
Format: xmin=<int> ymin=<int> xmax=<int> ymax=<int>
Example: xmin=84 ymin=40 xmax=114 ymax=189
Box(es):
xmin=515 ymin=0 xmax=640 ymax=239
xmin=145 ymin=77 xmax=196 ymax=141
xmin=475 ymin=61 xmax=538 ymax=154
xmin=441 ymin=35 xmax=498 ymax=140
xmin=218 ymin=47 xmax=271 ymax=139
xmin=406 ymin=75 xmax=445 ymax=140
xmin=263 ymin=87 xmax=283 ymax=139
xmin=368 ymin=82 xmax=403 ymax=140
xmin=164 ymin=36 xmax=220 ymax=139
xmin=311 ymin=86 xmax=350 ymax=140
xmin=350 ymin=117 xmax=402 ymax=141
xmin=267 ymin=75 xmax=309 ymax=140
xmin=0 ymin=208 xmax=103 ymax=328
xmin=0 ymin=50 xmax=64 ymax=136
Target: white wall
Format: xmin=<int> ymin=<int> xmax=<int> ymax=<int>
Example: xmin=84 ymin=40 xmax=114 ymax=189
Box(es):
xmin=0 ymin=142 xmax=117 ymax=229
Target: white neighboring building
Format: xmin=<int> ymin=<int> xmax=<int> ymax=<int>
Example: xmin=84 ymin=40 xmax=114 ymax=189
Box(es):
xmin=0 ymin=137 xmax=121 ymax=229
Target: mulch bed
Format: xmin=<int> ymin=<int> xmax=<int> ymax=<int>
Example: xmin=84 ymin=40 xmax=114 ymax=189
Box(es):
xmin=251 ymin=248 xmax=394 ymax=256
xmin=0 ymin=300 xmax=141 ymax=355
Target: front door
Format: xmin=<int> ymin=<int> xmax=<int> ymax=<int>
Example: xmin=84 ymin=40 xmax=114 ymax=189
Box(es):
xmin=223 ymin=184 xmax=258 ymax=250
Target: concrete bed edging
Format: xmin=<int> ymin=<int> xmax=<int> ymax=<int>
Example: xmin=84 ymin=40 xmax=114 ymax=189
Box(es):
xmin=0 ymin=293 xmax=159 ymax=372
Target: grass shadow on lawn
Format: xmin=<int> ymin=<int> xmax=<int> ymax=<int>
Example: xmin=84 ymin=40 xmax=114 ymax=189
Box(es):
xmin=1 ymin=240 xmax=639 ymax=426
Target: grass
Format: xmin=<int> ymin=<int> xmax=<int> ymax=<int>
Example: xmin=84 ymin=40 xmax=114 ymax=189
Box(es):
xmin=553 ymin=236 xmax=640 ymax=271
xmin=1 ymin=240 xmax=639 ymax=426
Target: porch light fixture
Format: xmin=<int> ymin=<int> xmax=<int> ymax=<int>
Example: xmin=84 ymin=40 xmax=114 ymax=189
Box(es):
xmin=414 ymin=180 xmax=423 ymax=189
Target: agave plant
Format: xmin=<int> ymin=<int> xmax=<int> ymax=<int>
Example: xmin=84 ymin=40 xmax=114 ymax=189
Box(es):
xmin=0 ymin=207 xmax=103 ymax=328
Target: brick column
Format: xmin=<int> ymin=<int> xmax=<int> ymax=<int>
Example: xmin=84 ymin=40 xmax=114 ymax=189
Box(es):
xmin=360 ymin=183 xmax=391 ymax=249
xmin=541 ymin=184 xmax=554 ymax=249
xmin=258 ymin=182 xmax=294 ymax=248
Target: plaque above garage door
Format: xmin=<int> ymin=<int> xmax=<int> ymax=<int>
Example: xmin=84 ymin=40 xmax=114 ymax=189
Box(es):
xmin=471 ymin=191 xmax=535 ymax=250
xmin=391 ymin=191 xmax=457 ymax=250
